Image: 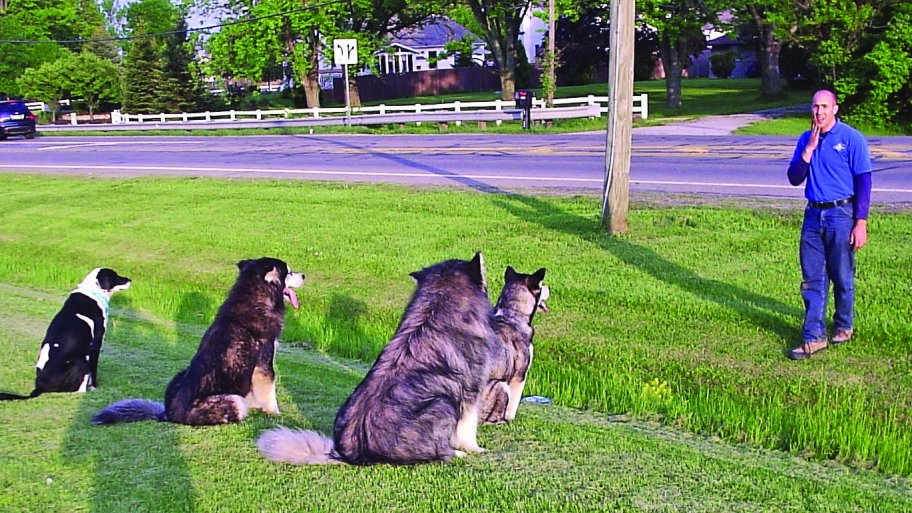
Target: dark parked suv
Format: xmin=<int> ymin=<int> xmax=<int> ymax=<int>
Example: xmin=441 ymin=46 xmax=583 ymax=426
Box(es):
xmin=0 ymin=100 xmax=37 ymax=140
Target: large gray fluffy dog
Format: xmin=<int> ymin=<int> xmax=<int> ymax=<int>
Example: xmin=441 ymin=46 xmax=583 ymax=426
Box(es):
xmin=258 ymin=252 xmax=498 ymax=465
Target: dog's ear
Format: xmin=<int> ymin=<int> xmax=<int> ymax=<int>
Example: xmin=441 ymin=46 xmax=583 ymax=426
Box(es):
xmin=504 ymin=266 xmax=517 ymax=282
xmin=530 ymin=268 xmax=547 ymax=288
xmin=237 ymin=259 xmax=255 ymax=273
xmin=468 ymin=252 xmax=487 ymax=290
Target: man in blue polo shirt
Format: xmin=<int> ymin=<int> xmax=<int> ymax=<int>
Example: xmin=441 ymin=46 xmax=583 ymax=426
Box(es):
xmin=786 ymin=89 xmax=872 ymax=360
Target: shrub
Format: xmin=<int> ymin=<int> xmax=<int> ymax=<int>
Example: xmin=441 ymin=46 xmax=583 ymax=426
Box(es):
xmin=710 ymin=50 xmax=737 ymax=79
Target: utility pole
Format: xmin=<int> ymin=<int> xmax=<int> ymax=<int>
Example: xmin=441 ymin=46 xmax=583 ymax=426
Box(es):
xmin=601 ymin=0 xmax=634 ymax=234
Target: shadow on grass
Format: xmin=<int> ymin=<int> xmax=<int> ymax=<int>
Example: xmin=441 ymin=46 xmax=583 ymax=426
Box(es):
xmin=490 ymin=193 xmax=801 ymax=348
xmin=302 ymin=138 xmax=800 ymax=347
xmin=62 ymin=294 xmax=198 ymax=512
xmin=253 ymin=293 xmax=371 ymax=439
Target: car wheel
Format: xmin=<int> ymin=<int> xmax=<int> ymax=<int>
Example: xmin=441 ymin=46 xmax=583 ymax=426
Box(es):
xmin=25 ymin=131 xmax=36 ymax=140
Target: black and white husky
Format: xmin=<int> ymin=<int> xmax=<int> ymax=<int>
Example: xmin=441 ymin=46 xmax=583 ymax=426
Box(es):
xmin=92 ymin=258 xmax=304 ymax=426
xmin=258 ymin=253 xmax=499 ymax=465
xmin=0 ymin=268 xmax=132 ymax=401
xmin=480 ymin=266 xmax=549 ymax=424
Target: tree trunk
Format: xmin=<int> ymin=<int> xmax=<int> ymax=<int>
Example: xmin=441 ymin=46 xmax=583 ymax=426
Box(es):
xmin=349 ymin=79 xmax=362 ymax=108
xmin=745 ymin=6 xmax=783 ymax=98
xmin=757 ymin=24 xmax=782 ymax=98
xmin=658 ymin=33 xmax=683 ymax=111
xmin=49 ymin=101 xmax=59 ymax=123
xmin=500 ymin=36 xmax=517 ymax=101
xmin=301 ymin=47 xmax=321 ymax=109
xmin=300 ymin=36 xmax=321 ymax=108
xmin=499 ymin=60 xmax=516 ymax=101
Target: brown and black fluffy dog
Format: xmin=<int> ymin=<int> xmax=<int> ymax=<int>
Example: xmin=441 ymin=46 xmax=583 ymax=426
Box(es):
xmin=92 ymin=257 xmax=304 ymax=426
xmin=480 ymin=266 xmax=548 ymax=424
xmin=257 ymin=253 xmax=498 ymax=465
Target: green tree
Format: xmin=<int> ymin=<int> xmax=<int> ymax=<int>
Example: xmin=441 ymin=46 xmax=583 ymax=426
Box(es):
xmin=17 ymin=55 xmax=73 ymax=121
xmin=729 ymin=2 xmax=788 ymax=98
xmin=0 ymin=18 xmax=63 ymax=97
xmin=779 ymin=0 xmax=911 ymax=128
xmin=120 ymin=0 xmax=201 ymax=113
xmin=122 ymin=32 xmax=165 ymax=113
xmin=62 ymin=52 xmax=122 ymax=118
xmin=637 ymin=0 xmax=715 ymax=110
xmin=205 ymin=0 xmax=346 ymax=109
xmin=851 ymin=3 xmax=912 ymax=127
xmin=341 ymin=0 xmax=438 ymax=106
xmin=441 ymin=34 xmax=478 ymax=67
xmin=161 ymin=17 xmax=203 ymax=112
xmin=0 ymin=0 xmax=106 ymax=97
xmin=459 ymin=0 xmax=533 ymax=101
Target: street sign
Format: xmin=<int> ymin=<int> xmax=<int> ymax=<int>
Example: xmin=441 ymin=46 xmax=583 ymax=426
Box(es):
xmin=333 ymin=39 xmax=358 ymax=66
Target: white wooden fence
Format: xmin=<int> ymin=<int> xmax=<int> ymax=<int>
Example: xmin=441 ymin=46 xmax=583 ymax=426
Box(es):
xmin=24 ymin=99 xmax=70 ymax=113
xmin=108 ymin=94 xmax=648 ymax=126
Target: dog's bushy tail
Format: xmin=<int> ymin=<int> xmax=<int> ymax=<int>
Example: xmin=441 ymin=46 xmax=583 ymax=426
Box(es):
xmin=92 ymin=399 xmax=167 ymax=424
xmin=257 ymin=427 xmax=342 ymax=465
xmin=0 ymin=392 xmax=32 ymax=401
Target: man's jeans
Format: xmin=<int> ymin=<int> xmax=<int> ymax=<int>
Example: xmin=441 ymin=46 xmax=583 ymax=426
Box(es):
xmin=799 ymin=204 xmax=856 ymax=342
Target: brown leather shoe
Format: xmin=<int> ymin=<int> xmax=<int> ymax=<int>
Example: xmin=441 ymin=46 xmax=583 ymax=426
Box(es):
xmin=787 ymin=339 xmax=828 ymax=360
xmin=831 ymin=328 xmax=854 ymax=345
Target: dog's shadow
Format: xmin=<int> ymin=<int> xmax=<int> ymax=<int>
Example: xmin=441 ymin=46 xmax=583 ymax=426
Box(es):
xmin=271 ymin=293 xmax=373 ymax=434
xmin=61 ymin=293 xmax=203 ymax=512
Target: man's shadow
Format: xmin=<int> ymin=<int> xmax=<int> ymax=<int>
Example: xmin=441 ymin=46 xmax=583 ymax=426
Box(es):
xmin=62 ymin=293 xmax=200 ymax=512
xmin=490 ymin=193 xmax=801 ymax=347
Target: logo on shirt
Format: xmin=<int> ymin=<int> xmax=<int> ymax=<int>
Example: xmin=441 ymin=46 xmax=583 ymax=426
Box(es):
xmin=833 ymin=143 xmax=846 ymax=152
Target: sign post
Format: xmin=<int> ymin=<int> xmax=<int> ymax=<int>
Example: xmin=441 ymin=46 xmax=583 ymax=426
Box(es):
xmin=333 ymin=39 xmax=358 ymax=127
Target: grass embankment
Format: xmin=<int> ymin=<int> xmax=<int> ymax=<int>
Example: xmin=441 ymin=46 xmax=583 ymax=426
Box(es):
xmin=1 ymin=175 xmax=910 ymax=512
xmin=736 ymin=115 xmax=912 ymax=137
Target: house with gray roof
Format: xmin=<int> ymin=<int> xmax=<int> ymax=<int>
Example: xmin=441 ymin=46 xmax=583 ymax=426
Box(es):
xmin=376 ymin=17 xmax=488 ymax=74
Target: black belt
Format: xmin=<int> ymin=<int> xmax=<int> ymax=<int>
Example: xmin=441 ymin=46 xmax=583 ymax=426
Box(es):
xmin=808 ymin=197 xmax=853 ymax=209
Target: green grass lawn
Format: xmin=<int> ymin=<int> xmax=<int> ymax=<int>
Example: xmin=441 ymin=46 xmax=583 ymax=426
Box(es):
xmin=1 ymin=175 xmax=911 ymax=511
xmin=736 ymin=114 xmax=912 ymax=137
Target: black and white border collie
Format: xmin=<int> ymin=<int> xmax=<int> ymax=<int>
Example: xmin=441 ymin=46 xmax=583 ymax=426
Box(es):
xmin=0 ymin=268 xmax=131 ymax=400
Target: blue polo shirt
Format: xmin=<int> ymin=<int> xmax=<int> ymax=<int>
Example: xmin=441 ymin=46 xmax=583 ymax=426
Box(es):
xmin=790 ymin=120 xmax=872 ymax=202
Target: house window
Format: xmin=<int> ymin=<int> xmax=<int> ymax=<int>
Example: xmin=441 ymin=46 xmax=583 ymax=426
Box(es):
xmin=379 ymin=56 xmax=388 ymax=75
xmin=428 ymin=51 xmax=438 ymax=69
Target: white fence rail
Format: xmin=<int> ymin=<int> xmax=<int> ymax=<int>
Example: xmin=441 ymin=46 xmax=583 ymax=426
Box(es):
xmin=109 ymin=94 xmax=648 ymax=126
xmin=24 ymin=99 xmax=70 ymax=113
xmin=34 ymin=94 xmax=647 ymax=132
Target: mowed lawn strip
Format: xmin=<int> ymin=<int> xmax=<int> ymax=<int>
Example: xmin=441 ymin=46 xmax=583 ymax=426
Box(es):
xmin=1 ymin=286 xmax=910 ymax=513
xmin=0 ymin=175 xmax=909 ymax=486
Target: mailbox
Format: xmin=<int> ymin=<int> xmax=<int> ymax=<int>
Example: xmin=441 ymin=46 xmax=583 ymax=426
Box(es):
xmin=514 ymin=90 xmax=535 ymax=109
xmin=514 ymin=90 xmax=535 ymax=130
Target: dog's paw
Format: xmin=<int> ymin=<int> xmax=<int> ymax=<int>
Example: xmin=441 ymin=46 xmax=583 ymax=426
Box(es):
xmin=453 ymin=450 xmax=468 ymax=458
xmin=458 ymin=443 xmax=485 ymax=453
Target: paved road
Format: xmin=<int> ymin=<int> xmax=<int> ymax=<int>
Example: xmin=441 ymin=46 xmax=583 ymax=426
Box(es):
xmin=2 ymin=133 xmax=911 ymax=203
